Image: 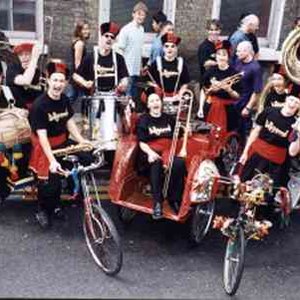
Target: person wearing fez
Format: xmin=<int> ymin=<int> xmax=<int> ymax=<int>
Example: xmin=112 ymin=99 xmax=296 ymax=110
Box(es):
xmin=146 ymin=32 xmax=190 ymax=112
xmin=136 ymin=86 xmax=187 ymax=219
xmin=6 ymin=42 xmax=44 ymax=110
xmin=29 ymin=60 xmax=92 ymax=229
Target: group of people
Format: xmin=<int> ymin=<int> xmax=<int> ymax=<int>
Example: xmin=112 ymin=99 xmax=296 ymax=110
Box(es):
xmin=0 ymin=0 xmax=300 ymax=224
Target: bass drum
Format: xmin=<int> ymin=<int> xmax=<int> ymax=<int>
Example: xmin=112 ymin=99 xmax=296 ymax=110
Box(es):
xmin=89 ymin=92 xmax=121 ymax=151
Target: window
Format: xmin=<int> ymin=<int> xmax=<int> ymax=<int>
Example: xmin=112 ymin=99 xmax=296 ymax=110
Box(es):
xmin=1 ymin=0 xmax=44 ymax=43
xmin=99 ymin=0 xmax=176 ymax=56
xmin=212 ymin=0 xmax=285 ymax=51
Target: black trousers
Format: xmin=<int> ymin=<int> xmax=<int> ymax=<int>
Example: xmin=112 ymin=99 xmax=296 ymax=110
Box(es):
xmin=149 ymin=157 xmax=186 ymax=205
xmin=37 ymin=140 xmax=93 ymax=215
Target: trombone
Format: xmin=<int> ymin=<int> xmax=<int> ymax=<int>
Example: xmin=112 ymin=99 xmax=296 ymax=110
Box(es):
xmin=162 ymin=89 xmax=194 ymax=198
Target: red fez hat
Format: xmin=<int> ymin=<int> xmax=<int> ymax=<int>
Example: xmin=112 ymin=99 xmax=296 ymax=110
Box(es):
xmin=13 ymin=43 xmax=34 ymax=55
xmin=100 ymin=22 xmax=120 ymax=37
xmin=161 ymin=33 xmax=181 ymax=45
xmin=273 ymin=64 xmax=287 ymax=77
xmin=46 ymin=60 xmax=69 ymax=78
xmin=141 ymin=84 xmax=163 ymax=104
xmin=215 ymin=39 xmax=232 ymax=55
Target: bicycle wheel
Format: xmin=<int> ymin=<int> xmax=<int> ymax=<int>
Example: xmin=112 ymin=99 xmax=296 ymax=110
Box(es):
xmin=223 ymin=226 xmax=245 ymax=296
xmin=189 ymin=200 xmax=215 ymax=244
xmin=83 ymin=203 xmax=123 ymax=276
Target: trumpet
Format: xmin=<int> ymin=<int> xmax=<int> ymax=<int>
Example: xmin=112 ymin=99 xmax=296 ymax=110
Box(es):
xmin=206 ymin=72 xmax=244 ymax=94
xmin=53 ymin=143 xmax=93 ymax=157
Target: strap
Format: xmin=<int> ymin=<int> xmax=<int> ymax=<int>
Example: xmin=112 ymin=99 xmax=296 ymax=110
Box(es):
xmin=1 ymin=85 xmax=15 ymax=107
xmin=156 ymin=56 xmax=165 ymax=94
xmin=173 ymin=57 xmax=183 ymax=94
xmin=112 ymin=50 xmax=118 ymax=87
xmin=93 ymin=45 xmax=99 ymax=92
xmin=0 ymin=61 xmax=7 ymax=85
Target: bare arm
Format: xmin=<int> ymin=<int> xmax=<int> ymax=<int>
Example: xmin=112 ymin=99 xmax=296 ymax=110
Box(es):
xmin=66 ymin=118 xmax=88 ymax=144
xmin=289 ymin=137 xmax=300 ymax=157
xmin=14 ymin=43 xmax=43 ymax=86
xmin=239 ymin=125 xmax=261 ymax=164
xmin=72 ymin=73 xmax=94 ymax=90
xmin=139 ymin=141 xmax=161 ymax=163
xmin=74 ymin=40 xmax=84 ymax=70
xmin=241 ymin=92 xmax=260 ymax=117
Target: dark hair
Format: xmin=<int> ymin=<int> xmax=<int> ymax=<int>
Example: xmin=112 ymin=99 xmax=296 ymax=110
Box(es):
xmin=153 ymin=11 xmax=167 ymax=24
xmin=73 ymin=20 xmax=90 ymax=40
xmin=206 ymin=19 xmax=222 ymax=30
xmin=161 ymin=20 xmax=173 ymax=29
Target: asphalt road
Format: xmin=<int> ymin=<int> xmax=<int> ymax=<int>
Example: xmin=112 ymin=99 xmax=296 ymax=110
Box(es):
xmin=1 ymin=193 xmax=300 ymax=299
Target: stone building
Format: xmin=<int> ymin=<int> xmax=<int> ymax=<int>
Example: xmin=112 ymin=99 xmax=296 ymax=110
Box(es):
xmin=1 ymin=0 xmax=300 ymax=80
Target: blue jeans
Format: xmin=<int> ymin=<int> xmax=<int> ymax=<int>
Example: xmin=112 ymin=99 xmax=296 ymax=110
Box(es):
xmin=126 ymin=75 xmax=139 ymax=99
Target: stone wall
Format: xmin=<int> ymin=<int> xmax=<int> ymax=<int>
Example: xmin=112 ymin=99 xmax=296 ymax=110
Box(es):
xmin=175 ymin=0 xmax=213 ymax=81
xmin=44 ymin=0 xmax=99 ymax=65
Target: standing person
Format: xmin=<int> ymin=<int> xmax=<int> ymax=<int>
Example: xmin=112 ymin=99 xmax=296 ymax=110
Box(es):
xmin=148 ymin=11 xmax=167 ymax=65
xmin=65 ymin=20 xmax=91 ymax=104
xmin=234 ymin=41 xmax=263 ymax=143
xmin=29 ymin=60 xmax=92 ymax=229
xmin=229 ymin=14 xmax=260 ymax=63
xmin=239 ymin=95 xmax=300 ymax=188
xmin=115 ymin=1 xmax=148 ymax=100
xmin=201 ymin=40 xmax=241 ymax=134
xmin=197 ymin=19 xmax=222 ymax=84
xmin=146 ymin=32 xmax=190 ymax=113
xmin=136 ymin=87 xmax=186 ymax=219
xmin=6 ymin=42 xmax=44 ymax=110
xmin=72 ymin=22 xmax=129 ymax=165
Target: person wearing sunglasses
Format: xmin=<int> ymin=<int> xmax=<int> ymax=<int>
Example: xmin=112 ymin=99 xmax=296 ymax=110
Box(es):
xmin=73 ymin=22 xmax=128 ymax=95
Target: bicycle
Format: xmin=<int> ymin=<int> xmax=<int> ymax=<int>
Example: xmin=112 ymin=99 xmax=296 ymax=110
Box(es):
xmin=59 ymin=145 xmax=123 ymax=276
xmin=213 ymin=173 xmax=274 ymax=296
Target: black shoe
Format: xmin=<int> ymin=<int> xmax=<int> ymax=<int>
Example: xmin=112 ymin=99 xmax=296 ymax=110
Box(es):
xmin=36 ymin=210 xmax=51 ymax=229
xmin=152 ymin=202 xmax=163 ymax=220
xmin=53 ymin=207 xmax=66 ymax=221
xmin=169 ymin=201 xmax=180 ymax=214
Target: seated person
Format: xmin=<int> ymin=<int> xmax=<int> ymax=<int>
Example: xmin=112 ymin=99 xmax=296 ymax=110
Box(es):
xmin=29 ymin=60 xmax=92 ymax=229
xmin=239 ymin=95 xmax=300 ymax=191
xmin=136 ymin=87 xmax=186 ymax=219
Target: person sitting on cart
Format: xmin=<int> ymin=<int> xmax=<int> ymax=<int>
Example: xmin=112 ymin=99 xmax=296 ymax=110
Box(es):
xmin=136 ymin=87 xmax=187 ymax=219
xmin=29 ymin=60 xmax=92 ymax=229
xmin=238 ymin=94 xmax=300 ymax=194
xmin=201 ymin=40 xmax=241 ymax=134
xmin=145 ymin=32 xmax=190 ymax=114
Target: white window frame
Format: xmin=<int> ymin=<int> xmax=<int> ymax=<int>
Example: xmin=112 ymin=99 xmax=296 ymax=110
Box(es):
xmin=2 ymin=0 xmax=44 ymax=45
xmin=211 ymin=0 xmax=285 ymax=61
xmin=99 ymin=0 xmax=176 ymax=57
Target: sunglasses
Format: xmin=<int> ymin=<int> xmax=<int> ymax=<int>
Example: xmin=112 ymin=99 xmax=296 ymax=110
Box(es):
xmin=104 ymin=34 xmax=115 ymax=40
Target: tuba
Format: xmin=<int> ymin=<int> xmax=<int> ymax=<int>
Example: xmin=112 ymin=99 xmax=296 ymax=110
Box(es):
xmin=282 ymin=27 xmax=300 ymax=85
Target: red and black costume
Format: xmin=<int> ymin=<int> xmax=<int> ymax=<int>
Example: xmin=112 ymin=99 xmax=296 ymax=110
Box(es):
xmin=241 ymin=107 xmax=296 ymax=187
xmin=136 ymin=112 xmax=186 ymax=210
xmin=202 ymin=65 xmax=241 ymax=133
xmin=263 ymin=89 xmax=287 ymax=109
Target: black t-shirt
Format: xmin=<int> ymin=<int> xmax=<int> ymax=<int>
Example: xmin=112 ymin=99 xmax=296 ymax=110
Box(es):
xmin=6 ymin=62 xmax=43 ymax=108
xmin=256 ymin=107 xmax=296 ymax=148
xmin=147 ymin=57 xmax=190 ymax=94
xmin=136 ymin=113 xmax=175 ymax=143
xmin=197 ymin=39 xmax=216 ymax=79
xmin=70 ymin=39 xmax=87 ymax=73
xmin=29 ymin=93 xmax=74 ymax=137
xmin=76 ymin=51 xmax=128 ymax=92
xmin=202 ymin=65 xmax=242 ymax=99
xmin=264 ymin=89 xmax=287 ymax=109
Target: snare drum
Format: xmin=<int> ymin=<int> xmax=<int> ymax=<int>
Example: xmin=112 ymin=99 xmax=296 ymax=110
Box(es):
xmin=88 ymin=92 xmax=120 ymax=150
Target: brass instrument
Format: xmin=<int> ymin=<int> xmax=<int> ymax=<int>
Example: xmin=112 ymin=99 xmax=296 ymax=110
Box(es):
xmin=282 ymin=27 xmax=300 ymax=85
xmin=206 ymin=72 xmax=244 ymax=94
xmin=162 ymin=89 xmax=194 ymax=198
xmin=53 ymin=143 xmax=93 ymax=157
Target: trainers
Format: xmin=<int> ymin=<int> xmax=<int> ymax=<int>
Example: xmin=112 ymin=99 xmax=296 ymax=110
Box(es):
xmin=152 ymin=202 xmax=163 ymax=220
xmin=36 ymin=210 xmax=51 ymax=229
xmin=53 ymin=207 xmax=66 ymax=221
